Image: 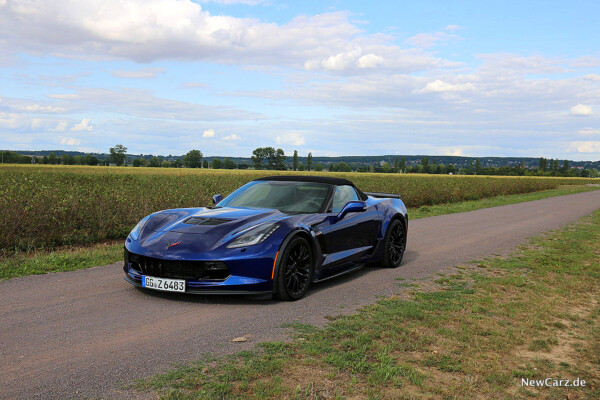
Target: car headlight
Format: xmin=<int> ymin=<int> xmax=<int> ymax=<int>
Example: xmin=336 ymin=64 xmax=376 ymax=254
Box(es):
xmin=129 ymin=215 xmax=151 ymax=241
xmin=227 ymin=223 xmax=279 ymax=249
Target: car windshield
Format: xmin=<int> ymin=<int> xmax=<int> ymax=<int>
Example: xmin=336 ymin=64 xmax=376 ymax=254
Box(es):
xmin=217 ymin=181 xmax=330 ymax=214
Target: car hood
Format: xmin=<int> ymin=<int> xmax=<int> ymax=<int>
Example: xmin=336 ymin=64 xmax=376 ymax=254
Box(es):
xmin=135 ymin=207 xmax=286 ymax=255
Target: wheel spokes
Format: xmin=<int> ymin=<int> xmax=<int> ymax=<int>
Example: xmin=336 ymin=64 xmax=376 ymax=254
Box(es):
xmin=388 ymin=224 xmax=405 ymax=265
xmin=284 ymin=242 xmax=311 ymax=296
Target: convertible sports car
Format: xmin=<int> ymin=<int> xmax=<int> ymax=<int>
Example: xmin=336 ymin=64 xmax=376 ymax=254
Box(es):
xmin=123 ymin=176 xmax=408 ymax=300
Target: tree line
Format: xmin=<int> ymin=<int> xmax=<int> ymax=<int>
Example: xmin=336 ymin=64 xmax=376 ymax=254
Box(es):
xmin=348 ymin=156 xmax=597 ymax=178
xmin=129 ymin=147 xmax=248 ymax=169
xmin=3 ymin=146 xmax=598 ymax=178
xmin=1 ymin=150 xmax=101 ymax=165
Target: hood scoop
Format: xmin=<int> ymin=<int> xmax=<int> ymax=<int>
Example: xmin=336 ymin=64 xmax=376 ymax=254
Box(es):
xmin=184 ymin=217 xmax=231 ymax=226
xmin=159 ymin=207 xmax=283 ymax=235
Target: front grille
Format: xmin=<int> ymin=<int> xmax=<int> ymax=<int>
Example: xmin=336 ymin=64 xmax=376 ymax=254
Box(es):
xmin=126 ymin=250 xmax=230 ymax=281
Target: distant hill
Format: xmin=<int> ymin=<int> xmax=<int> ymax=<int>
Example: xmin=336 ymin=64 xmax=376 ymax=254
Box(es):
xmin=5 ymin=149 xmax=600 ymax=169
xmin=299 ymin=155 xmax=600 ymax=169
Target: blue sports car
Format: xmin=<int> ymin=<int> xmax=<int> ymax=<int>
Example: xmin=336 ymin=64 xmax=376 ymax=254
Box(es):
xmin=123 ymin=176 xmax=408 ymax=300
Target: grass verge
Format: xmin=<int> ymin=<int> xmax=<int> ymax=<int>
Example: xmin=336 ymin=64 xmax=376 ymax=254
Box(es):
xmin=133 ymin=209 xmax=600 ymax=399
xmin=409 ymin=184 xmax=599 ymax=219
xmin=0 ymin=241 xmax=122 ymax=280
xmin=1 ymin=184 xmax=597 ymax=281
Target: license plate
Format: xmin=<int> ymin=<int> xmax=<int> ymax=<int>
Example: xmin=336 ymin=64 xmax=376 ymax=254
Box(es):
xmin=142 ymin=276 xmax=185 ymax=292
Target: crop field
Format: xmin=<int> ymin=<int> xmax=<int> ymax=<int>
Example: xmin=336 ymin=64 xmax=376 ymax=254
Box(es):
xmin=0 ymin=164 xmax=594 ymax=256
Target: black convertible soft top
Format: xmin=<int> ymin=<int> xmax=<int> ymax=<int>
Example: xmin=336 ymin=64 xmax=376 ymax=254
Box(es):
xmin=254 ymin=175 xmax=368 ymax=200
xmin=255 ymin=175 xmax=354 ymax=186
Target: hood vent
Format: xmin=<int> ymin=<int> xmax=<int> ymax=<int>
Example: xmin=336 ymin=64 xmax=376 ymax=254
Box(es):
xmin=184 ymin=217 xmax=231 ymax=226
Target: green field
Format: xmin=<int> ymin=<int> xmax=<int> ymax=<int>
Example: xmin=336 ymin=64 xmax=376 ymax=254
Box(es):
xmin=1 ymin=164 xmax=595 ymax=256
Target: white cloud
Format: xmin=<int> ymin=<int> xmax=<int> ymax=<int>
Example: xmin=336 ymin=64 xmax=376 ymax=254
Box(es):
xmin=50 ymin=121 xmax=67 ymax=132
xmin=23 ymin=104 xmax=67 ymax=114
xmin=445 ymin=25 xmax=464 ymax=31
xmin=322 ymin=50 xmax=360 ymax=71
xmin=233 ymin=51 xmax=599 ymax=149
xmin=31 ymin=118 xmax=44 ymax=130
xmin=0 ymin=1 xmax=445 ymax=74
xmin=583 ymin=74 xmax=600 ymax=82
xmin=72 ymin=119 xmax=93 ymax=131
xmin=1 ymin=3 xmax=599 ymax=160
xmin=357 ymin=54 xmax=384 ymax=69
xmin=61 ymin=137 xmax=81 ymax=146
xmin=0 ymin=97 xmax=71 ymax=114
xmin=18 ymin=104 xmax=67 ymax=113
xmin=442 ymin=147 xmax=464 ymax=156
xmin=569 ymin=104 xmax=593 ymax=116
xmin=0 ymin=113 xmax=23 ymax=129
xmin=110 ymin=68 xmax=165 ymax=79
xmin=579 ymin=128 xmax=600 ymax=135
xmin=49 ymin=94 xmax=79 ymax=100
xmin=567 ymin=141 xmax=600 ymax=153
xmin=0 ymin=112 xmax=57 ymax=130
xmin=276 ymin=133 xmax=306 ymax=146
xmin=49 ymin=88 xmax=263 ymax=121
xmin=222 ymin=134 xmax=240 ymax=141
xmin=182 ymin=82 xmax=208 ymax=88
xmin=416 ymin=80 xmax=475 ymax=94
xmin=203 ymin=129 xmax=215 ymax=138
xmin=570 ymin=56 xmax=600 ymax=68
xmin=477 ymin=53 xmax=569 ymax=75
xmin=38 ymin=73 xmax=84 ymax=84
xmin=307 ymin=48 xmax=385 ymax=71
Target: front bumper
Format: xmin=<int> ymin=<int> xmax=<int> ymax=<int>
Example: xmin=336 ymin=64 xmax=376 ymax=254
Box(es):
xmin=123 ymin=273 xmax=272 ymax=295
xmin=123 ymin=245 xmax=277 ymax=294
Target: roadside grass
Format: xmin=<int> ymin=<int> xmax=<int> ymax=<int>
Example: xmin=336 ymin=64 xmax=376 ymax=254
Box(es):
xmin=0 ymin=241 xmax=122 ymax=280
xmin=409 ymin=184 xmax=599 ymax=219
xmin=1 ymin=184 xmax=597 ymax=281
xmin=133 ymin=209 xmax=600 ymax=399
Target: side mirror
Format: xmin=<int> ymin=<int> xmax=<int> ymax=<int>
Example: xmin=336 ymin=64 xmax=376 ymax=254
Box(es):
xmin=336 ymin=200 xmax=366 ymax=221
xmin=212 ymin=194 xmax=223 ymax=205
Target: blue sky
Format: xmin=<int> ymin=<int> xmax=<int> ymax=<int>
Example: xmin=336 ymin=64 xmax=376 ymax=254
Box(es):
xmin=1 ymin=0 xmax=599 ymax=160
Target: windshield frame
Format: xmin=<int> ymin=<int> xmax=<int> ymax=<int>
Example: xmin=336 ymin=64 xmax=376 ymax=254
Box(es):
xmin=216 ymin=180 xmax=334 ymax=214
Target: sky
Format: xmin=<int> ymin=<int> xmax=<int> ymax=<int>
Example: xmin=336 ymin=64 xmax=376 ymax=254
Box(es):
xmin=0 ymin=0 xmax=599 ymax=160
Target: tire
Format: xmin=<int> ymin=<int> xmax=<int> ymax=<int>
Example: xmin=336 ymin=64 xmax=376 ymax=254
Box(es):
xmin=275 ymin=236 xmax=313 ymax=301
xmin=382 ymin=219 xmax=406 ymax=268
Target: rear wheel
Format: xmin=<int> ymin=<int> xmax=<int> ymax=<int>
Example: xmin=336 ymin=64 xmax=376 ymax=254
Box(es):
xmin=275 ymin=236 xmax=313 ymax=300
xmin=382 ymin=219 xmax=406 ymax=268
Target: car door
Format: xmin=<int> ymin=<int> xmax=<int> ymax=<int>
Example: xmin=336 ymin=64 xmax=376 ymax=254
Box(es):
xmin=316 ymin=185 xmax=381 ymax=269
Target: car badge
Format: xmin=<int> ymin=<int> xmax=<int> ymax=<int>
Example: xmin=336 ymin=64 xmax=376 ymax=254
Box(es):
xmin=167 ymin=241 xmax=181 ymax=249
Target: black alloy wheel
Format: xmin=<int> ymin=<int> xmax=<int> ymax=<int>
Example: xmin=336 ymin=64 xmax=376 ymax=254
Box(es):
xmin=276 ymin=236 xmax=313 ymax=300
xmin=382 ymin=219 xmax=406 ymax=268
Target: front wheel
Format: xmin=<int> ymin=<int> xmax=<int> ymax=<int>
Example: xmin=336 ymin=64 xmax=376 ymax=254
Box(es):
xmin=275 ymin=236 xmax=313 ymax=301
xmin=382 ymin=219 xmax=406 ymax=268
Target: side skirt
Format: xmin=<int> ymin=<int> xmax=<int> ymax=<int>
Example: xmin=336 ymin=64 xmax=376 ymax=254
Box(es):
xmin=312 ymin=263 xmax=364 ymax=283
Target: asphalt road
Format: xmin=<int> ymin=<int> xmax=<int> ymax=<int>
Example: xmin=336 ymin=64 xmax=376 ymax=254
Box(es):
xmin=2 ymin=190 xmax=600 ymax=400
